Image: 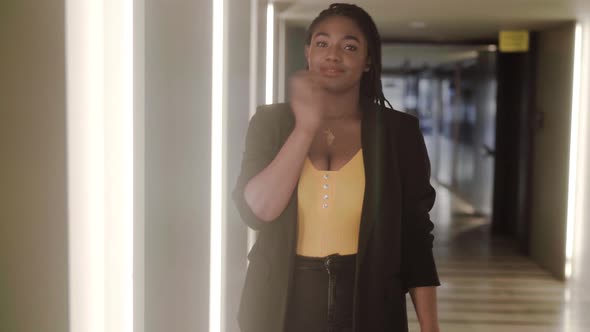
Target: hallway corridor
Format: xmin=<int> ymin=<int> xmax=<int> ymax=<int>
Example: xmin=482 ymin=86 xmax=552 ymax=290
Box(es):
xmin=407 ymin=185 xmax=590 ymax=332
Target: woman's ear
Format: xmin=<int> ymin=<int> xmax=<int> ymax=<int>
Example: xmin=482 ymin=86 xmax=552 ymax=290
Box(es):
xmin=364 ymin=58 xmax=372 ymax=72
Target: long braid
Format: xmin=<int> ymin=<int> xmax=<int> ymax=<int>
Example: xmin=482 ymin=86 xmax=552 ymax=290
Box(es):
xmin=305 ymin=3 xmax=393 ymax=111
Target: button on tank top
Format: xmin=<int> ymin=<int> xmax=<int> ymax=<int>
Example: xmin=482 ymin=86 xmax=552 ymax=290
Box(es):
xmin=296 ymin=149 xmax=365 ymax=257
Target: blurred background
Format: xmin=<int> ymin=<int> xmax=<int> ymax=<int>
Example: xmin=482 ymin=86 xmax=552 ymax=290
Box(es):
xmin=1 ymin=0 xmax=590 ymax=331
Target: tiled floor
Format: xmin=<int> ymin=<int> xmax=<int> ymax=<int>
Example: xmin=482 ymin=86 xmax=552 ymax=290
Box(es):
xmin=407 ymin=184 xmax=590 ymax=332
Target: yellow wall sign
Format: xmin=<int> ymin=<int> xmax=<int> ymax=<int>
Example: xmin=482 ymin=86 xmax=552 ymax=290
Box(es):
xmin=499 ymin=30 xmax=530 ymax=53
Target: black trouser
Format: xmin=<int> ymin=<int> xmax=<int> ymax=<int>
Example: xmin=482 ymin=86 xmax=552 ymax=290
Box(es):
xmin=285 ymin=254 xmax=356 ymax=332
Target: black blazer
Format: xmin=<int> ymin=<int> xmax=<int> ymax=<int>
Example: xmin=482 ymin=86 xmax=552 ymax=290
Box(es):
xmin=233 ymin=102 xmax=439 ymax=332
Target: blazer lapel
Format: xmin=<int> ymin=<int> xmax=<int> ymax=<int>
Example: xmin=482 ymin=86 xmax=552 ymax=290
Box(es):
xmin=357 ymin=104 xmax=385 ymax=261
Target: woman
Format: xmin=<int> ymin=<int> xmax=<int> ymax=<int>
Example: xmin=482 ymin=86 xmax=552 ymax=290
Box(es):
xmin=233 ymin=3 xmax=440 ymax=332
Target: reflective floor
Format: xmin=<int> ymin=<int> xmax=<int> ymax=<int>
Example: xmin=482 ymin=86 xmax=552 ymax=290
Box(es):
xmin=407 ymin=184 xmax=590 ymax=332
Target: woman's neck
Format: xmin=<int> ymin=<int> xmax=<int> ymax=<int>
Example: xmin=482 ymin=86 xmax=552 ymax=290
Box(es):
xmin=323 ymin=89 xmax=361 ymax=120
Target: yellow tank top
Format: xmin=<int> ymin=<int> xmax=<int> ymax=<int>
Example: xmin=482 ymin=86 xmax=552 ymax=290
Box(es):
xmin=296 ymin=149 xmax=365 ymax=257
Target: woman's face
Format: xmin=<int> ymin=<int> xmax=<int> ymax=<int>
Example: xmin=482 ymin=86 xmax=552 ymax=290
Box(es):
xmin=305 ymin=15 xmax=370 ymax=94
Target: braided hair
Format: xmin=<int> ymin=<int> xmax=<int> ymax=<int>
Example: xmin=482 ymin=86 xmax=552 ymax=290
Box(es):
xmin=305 ymin=3 xmax=392 ymax=110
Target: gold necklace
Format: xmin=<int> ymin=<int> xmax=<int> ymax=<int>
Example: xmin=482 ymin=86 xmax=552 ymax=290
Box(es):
xmin=323 ymin=128 xmax=335 ymax=146
xmin=322 ymin=110 xmax=359 ymax=146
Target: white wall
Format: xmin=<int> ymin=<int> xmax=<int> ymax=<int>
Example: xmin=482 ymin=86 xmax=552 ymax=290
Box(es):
xmin=144 ymin=1 xmax=212 ymax=331
xmin=225 ymin=0 xmax=259 ymax=331
xmin=0 ymin=1 xmax=69 ymax=331
xmin=0 ymin=1 xmax=259 ymax=331
xmin=143 ymin=0 xmax=260 ymax=330
xmin=530 ymin=23 xmax=576 ymax=279
xmin=0 ymin=0 xmax=273 ymax=331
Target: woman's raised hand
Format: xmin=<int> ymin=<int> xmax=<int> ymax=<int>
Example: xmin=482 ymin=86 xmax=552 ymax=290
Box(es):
xmin=289 ymin=70 xmax=327 ymax=134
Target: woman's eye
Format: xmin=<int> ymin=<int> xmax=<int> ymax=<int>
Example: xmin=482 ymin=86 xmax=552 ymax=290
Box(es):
xmin=344 ymin=44 xmax=358 ymax=51
xmin=315 ymin=41 xmax=328 ymax=48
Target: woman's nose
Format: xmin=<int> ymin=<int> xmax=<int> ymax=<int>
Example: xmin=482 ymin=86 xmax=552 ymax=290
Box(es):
xmin=324 ymin=46 xmax=341 ymax=62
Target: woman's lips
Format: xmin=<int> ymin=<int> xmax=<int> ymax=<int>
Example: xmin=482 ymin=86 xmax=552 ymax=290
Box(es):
xmin=320 ymin=66 xmax=345 ymax=77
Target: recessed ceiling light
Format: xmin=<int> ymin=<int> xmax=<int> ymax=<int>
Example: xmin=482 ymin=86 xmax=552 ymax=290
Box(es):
xmin=409 ymin=21 xmax=427 ymax=29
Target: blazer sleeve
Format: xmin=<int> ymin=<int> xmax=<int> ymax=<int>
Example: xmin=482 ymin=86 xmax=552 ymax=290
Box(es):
xmin=232 ymin=108 xmax=279 ymax=231
xmin=400 ymin=116 xmax=440 ymax=290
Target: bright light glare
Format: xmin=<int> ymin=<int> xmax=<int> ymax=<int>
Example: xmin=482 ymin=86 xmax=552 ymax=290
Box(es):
xmin=103 ymin=0 xmax=135 ymax=329
xmin=67 ymin=0 xmax=134 ymax=331
xmin=572 ymin=22 xmax=590 ymax=283
xmin=565 ymin=23 xmax=583 ymax=279
xmin=247 ymin=0 xmax=259 ymax=253
xmin=116 ymin=1 xmax=134 ymax=330
xmin=265 ymin=3 xmax=274 ymax=104
xmin=66 ymin=0 xmax=133 ymax=332
xmin=249 ymin=0 xmax=258 ymax=119
xmin=67 ymin=1 xmax=105 ymax=331
xmin=210 ymin=0 xmax=225 ymax=331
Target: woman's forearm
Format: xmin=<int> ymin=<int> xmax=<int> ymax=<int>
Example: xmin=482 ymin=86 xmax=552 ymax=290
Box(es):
xmin=244 ymin=125 xmax=314 ymax=222
xmin=409 ymin=286 xmax=440 ymax=332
